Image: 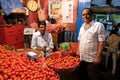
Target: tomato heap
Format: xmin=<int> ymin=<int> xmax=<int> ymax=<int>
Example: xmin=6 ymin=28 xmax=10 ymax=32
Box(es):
xmin=0 ymin=45 xmax=59 ymax=80
xmin=45 ymin=51 xmax=80 ymax=72
xmin=57 ymin=42 xmax=78 ymax=56
xmin=67 ymin=42 xmax=78 ymax=56
xmin=46 ymin=24 xmax=65 ymax=33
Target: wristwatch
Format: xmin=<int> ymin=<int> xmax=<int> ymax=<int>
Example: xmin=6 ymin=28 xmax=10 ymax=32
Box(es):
xmin=27 ymin=0 xmax=38 ymax=11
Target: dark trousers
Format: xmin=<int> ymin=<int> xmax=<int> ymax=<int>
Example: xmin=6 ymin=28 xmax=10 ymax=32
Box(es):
xmin=78 ymin=61 xmax=100 ymax=80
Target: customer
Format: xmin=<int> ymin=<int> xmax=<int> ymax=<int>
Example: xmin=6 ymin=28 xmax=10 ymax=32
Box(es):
xmin=107 ymin=27 xmax=120 ymax=52
xmin=76 ymin=8 xmax=106 ymax=80
xmin=106 ymin=27 xmax=120 ymax=74
xmin=31 ymin=21 xmax=54 ymax=57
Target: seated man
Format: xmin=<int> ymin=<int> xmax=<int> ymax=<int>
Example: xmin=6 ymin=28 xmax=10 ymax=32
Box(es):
xmin=31 ymin=21 xmax=54 ymax=57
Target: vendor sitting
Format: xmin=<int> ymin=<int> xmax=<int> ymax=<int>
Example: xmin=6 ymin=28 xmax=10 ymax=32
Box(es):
xmin=31 ymin=21 xmax=54 ymax=57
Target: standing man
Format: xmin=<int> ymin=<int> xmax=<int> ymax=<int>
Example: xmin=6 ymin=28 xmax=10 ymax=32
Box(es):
xmin=76 ymin=8 xmax=106 ymax=80
xmin=106 ymin=27 xmax=120 ymax=74
xmin=31 ymin=21 xmax=54 ymax=57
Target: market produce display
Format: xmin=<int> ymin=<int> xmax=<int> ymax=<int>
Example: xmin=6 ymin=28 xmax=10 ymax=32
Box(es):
xmin=0 ymin=45 xmax=60 ymax=80
xmin=45 ymin=51 xmax=80 ymax=73
xmin=46 ymin=24 xmax=65 ymax=33
xmin=59 ymin=42 xmax=71 ymax=50
xmin=57 ymin=42 xmax=78 ymax=56
xmin=67 ymin=42 xmax=78 ymax=56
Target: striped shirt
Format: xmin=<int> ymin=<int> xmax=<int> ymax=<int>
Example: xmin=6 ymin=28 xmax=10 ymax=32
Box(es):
xmin=78 ymin=20 xmax=106 ymax=62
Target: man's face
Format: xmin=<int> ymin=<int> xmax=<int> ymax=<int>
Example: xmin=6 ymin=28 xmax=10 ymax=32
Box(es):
xmin=39 ymin=25 xmax=46 ymax=35
xmin=82 ymin=9 xmax=92 ymax=23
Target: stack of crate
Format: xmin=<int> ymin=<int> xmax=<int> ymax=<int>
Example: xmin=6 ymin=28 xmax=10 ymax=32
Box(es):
xmin=0 ymin=24 xmax=24 ymax=49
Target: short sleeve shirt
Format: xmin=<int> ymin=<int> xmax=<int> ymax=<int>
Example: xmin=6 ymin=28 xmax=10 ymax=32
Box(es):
xmin=107 ymin=34 xmax=120 ymax=51
xmin=78 ymin=20 xmax=106 ymax=62
xmin=31 ymin=31 xmax=54 ymax=49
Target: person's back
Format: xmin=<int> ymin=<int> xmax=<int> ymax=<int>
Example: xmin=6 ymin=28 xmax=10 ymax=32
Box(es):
xmin=107 ymin=28 xmax=120 ymax=52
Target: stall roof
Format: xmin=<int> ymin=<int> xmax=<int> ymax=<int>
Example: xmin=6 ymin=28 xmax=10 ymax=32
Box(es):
xmin=91 ymin=0 xmax=120 ymax=7
xmin=91 ymin=6 xmax=120 ymax=13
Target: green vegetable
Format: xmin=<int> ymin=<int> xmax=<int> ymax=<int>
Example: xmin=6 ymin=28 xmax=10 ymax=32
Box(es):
xmin=59 ymin=42 xmax=71 ymax=50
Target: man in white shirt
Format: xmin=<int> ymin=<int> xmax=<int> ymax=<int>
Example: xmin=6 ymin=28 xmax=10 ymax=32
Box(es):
xmin=31 ymin=21 xmax=54 ymax=56
xmin=77 ymin=8 xmax=106 ymax=80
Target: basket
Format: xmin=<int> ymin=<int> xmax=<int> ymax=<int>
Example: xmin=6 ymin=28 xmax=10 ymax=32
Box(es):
xmin=48 ymin=63 xmax=80 ymax=73
xmin=55 ymin=72 xmax=61 ymax=80
xmin=45 ymin=52 xmax=80 ymax=73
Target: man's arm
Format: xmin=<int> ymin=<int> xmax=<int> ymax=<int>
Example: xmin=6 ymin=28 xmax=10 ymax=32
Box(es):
xmin=76 ymin=40 xmax=80 ymax=56
xmin=49 ymin=33 xmax=54 ymax=49
xmin=94 ymin=41 xmax=105 ymax=64
xmin=31 ymin=34 xmax=37 ymax=49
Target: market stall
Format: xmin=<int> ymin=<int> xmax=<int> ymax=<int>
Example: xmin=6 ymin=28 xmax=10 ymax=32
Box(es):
xmin=0 ymin=0 xmax=120 ymax=80
xmin=0 ymin=42 xmax=79 ymax=80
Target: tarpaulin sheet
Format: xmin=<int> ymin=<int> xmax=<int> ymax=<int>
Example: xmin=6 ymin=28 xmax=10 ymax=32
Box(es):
xmin=0 ymin=0 xmax=25 ymax=15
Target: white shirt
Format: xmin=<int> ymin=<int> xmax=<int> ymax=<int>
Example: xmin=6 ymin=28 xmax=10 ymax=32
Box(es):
xmin=31 ymin=31 xmax=54 ymax=49
xmin=78 ymin=20 xmax=106 ymax=62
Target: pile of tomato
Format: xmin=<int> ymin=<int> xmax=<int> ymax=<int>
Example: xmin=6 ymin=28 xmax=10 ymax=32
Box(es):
xmin=45 ymin=51 xmax=80 ymax=72
xmin=0 ymin=45 xmax=59 ymax=80
xmin=57 ymin=42 xmax=78 ymax=56
xmin=46 ymin=24 xmax=65 ymax=33
xmin=67 ymin=42 xmax=78 ymax=56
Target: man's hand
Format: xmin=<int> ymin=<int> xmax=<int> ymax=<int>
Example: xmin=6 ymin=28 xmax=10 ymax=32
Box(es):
xmin=76 ymin=50 xmax=80 ymax=56
xmin=49 ymin=48 xmax=53 ymax=53
xmin=94 ymin=56 xmax=101 ymax=64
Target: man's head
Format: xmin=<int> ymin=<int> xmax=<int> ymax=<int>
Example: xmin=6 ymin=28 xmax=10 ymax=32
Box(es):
xmin=38 ymin=21 xmax=46 ymax=35
xmin=82 ymin=8 xmax=93 ymax=24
